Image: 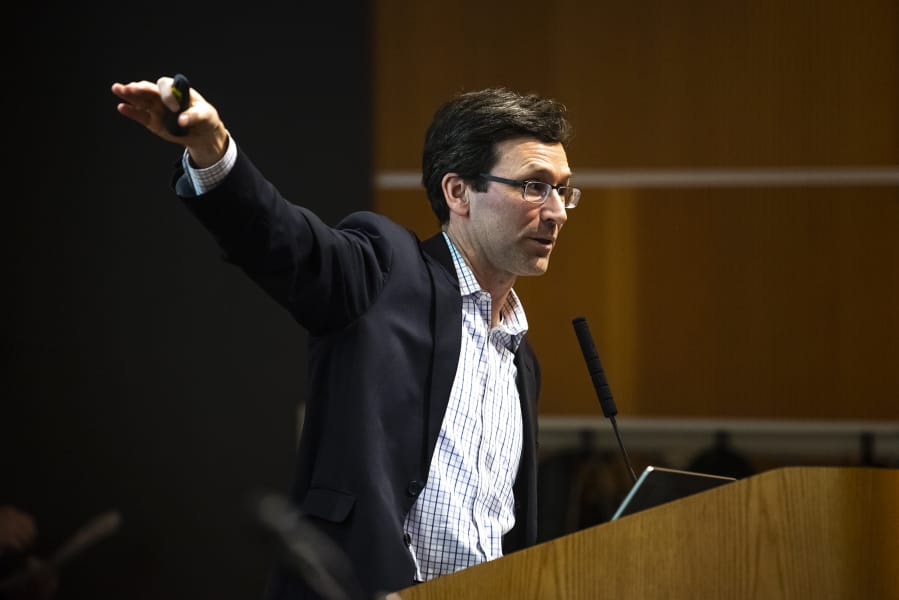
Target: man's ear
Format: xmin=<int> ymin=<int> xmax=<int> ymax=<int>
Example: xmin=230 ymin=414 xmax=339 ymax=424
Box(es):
xmin=442 ymin=173 xmax=471 ymax=217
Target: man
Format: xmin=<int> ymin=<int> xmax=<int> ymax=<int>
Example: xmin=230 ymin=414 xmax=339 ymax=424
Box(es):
xmin=111 ymin=77 xmax=579 ymax=599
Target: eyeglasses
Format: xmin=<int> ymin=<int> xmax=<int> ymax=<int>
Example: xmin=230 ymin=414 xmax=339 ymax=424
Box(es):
xmin=479 ymin=173 xmax=581 ymax=209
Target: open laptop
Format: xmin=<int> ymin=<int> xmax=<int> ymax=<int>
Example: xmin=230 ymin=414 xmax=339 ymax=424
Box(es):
xmin=610 ymin=466 xmax=736 ymax=520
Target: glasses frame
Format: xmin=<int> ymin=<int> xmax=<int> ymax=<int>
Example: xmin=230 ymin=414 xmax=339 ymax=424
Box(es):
xmin=478 ymin=173 xmax=580 ymax=209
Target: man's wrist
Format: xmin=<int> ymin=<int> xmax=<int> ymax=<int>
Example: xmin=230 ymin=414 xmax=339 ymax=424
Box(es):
xmin=186 ymin=124 xmax=231 ymax=168
xmin=185 ymin=134 xmax=238 ymax=195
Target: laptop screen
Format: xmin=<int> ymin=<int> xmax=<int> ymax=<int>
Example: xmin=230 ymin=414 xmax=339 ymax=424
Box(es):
xmin=611 ymin=466 xmax=736 ymax=520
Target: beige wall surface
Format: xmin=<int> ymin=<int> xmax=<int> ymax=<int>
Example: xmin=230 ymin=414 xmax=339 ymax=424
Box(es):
xmin=372 ymin=1 xmax=899 ymax=419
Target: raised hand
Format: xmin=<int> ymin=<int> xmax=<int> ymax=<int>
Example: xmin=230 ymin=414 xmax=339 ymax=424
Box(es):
xmin=111 ymin=76 xmax=230 ymax=168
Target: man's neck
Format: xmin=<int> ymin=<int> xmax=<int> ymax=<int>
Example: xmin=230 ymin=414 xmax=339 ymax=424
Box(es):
xmin=444 ymin=230 xmax=515 ymax=328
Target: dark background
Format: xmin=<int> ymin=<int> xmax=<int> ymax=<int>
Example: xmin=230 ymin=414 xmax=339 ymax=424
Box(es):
xmin=4 ymin=2 xmax=371 ymax=597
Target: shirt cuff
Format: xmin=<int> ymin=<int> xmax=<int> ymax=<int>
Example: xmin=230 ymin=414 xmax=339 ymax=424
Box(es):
xmin=182 ymin=135 xmax=238 ymax=195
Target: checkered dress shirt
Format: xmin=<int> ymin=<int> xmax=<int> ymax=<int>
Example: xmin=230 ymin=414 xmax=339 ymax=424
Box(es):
xmin=403 ymin=232 xmax=526 ymax=582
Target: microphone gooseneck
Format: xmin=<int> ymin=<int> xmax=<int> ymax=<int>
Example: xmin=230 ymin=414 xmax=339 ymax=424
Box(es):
xmin=572 ymin=316 xmax=638 ymax=483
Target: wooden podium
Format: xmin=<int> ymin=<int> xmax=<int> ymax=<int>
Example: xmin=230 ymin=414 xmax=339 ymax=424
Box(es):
xmin=392 ymin=467 xmax=899 ymax=599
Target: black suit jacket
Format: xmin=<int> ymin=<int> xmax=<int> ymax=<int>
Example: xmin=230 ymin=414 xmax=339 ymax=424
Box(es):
xmin=177 ymin=150 xmax=540 ymax=599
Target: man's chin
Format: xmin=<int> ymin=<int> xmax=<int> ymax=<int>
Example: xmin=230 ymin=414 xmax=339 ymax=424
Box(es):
xmin=520 ymin=257 xmax=550 ymax=277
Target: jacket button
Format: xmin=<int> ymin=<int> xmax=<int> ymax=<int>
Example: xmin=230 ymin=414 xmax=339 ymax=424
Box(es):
xmin=403 ymin=532 xmax=412 ymax=546
xmin=407 ymin=480 xmax=424 ymax=497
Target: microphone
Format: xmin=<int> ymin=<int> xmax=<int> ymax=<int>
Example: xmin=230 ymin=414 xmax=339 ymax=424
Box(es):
xmin=0 ymin=510 xmax=122 ymax=593
xmin=572 ymin=317 xmax=638 ymax=483
xmin=251 ymin=492 xmax=356 ymax=600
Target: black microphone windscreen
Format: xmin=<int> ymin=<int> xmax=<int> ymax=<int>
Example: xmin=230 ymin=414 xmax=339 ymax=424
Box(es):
xmin=572 ymin=317 xmax=618 ymax=418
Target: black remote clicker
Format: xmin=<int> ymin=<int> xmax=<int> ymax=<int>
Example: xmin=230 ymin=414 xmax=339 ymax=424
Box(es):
xmin=164 ymin=73 xmax=191 ymax=136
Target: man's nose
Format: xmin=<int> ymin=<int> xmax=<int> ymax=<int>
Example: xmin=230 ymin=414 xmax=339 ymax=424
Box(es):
xmin=542 ymin=189 xmax=568 ymax=225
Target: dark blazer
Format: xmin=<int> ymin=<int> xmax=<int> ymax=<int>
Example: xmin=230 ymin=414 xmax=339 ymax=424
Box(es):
xmin=176 ymin=150 xmax=540 ymax=599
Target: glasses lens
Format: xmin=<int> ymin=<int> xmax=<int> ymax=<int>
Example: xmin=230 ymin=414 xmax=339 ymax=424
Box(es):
xmin=565 ymin=187 xmax=581 ymax=208
xmin=523 ymin=181 xmax=550 ymax=203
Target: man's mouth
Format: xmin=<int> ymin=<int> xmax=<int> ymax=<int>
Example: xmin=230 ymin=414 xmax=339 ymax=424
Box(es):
xmin=527 ymin=236 xmax=555 ymax=255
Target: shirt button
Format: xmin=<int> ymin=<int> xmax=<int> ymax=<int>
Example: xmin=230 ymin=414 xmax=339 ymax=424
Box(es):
xmin=403 ymin=532 xmax=412 ymax=546
xmin=406 ymin=480 xmax=424 ymax=497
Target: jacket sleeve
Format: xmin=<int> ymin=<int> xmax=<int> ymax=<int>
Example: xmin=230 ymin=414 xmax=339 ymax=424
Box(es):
xmin=176 ymin=148 xmax=396 ymax=336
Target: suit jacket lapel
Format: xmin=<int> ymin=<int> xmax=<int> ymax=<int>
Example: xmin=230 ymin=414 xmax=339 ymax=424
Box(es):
xmin=419 ymin=234 xmax=462 ymax=468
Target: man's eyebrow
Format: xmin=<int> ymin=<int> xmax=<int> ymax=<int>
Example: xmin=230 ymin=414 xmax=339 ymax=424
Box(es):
xmin=520 ymin=167 xmax=573 ymax=182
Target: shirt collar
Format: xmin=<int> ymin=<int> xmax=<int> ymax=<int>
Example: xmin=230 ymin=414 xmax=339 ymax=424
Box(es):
xmin=442 ymin=232 xmax=529 ymax=337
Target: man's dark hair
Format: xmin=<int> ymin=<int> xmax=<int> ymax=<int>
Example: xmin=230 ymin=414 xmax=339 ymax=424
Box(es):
xmin=421 ymin=87 xmax=573 ymax=225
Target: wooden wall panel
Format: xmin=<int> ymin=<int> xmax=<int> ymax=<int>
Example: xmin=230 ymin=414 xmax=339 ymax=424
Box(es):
xmin=372 ymin=1 xmax=899 ymax=419
xmin=373 ymin=0 xmax=898 ymax=170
